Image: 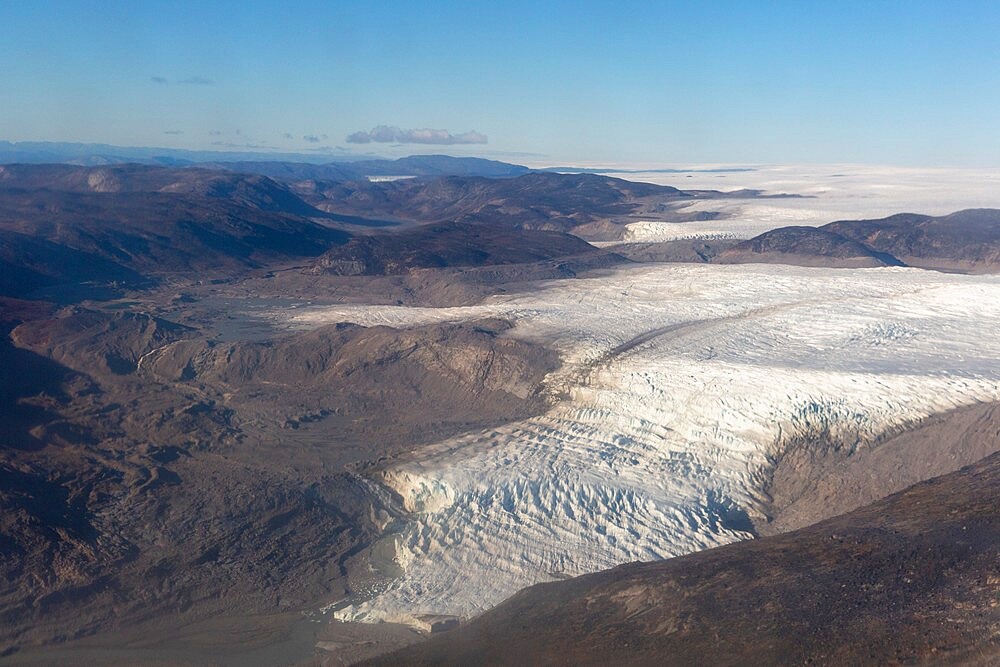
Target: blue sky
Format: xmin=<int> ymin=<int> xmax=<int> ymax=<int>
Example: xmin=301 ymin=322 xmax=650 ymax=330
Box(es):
xmin=2 ymin=1 xmax=1000 ymax=165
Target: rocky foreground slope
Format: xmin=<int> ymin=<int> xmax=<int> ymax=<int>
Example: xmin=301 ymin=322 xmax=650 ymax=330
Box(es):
xmin=0 ymin=301 xmax=560 ymax=656
xmin=377 ymin=451 xmax=1000 ymax=666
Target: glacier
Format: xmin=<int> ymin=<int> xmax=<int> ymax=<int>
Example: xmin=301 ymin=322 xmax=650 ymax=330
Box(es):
xmin=285 ymin=263 xmax=1000 ymax=626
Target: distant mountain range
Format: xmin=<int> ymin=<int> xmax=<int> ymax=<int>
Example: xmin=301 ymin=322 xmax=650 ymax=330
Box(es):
xmin=0 ymin=140 xmax=357 ymax=165
xmin=0 ymin=164 xmax=627 ymax=299
xmin=0 ymin=141 xmax=529 ymax=179
xmin=203 ymin=155 xmax=530 ymax=180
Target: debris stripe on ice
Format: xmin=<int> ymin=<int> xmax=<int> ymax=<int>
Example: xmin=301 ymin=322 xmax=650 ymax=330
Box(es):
xmin=288 ymin=264 xmax=1000 ymax=625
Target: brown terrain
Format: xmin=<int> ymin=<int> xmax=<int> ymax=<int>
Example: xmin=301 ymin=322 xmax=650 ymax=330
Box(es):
xmin=0 ymin=164 xmax=591 ymax=659
xmin=0 ymin=299 xmax=562 ymax=656
xmin=2 ymin=162 xmax=999 ymax=665
xmin=306 ymin=221 xmax=606 ymax=276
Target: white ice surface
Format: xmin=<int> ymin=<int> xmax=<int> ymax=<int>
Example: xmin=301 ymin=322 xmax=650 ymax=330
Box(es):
xmin=595 ymin=163 xmax=1000 ymax=242
xmin=284 ymin=263 xmax=1000 ymax=626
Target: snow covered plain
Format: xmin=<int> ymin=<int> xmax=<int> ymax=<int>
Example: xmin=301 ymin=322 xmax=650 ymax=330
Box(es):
xmin=593 ymin=163 xmax=1000 ymax=242
xmin=282 ymin=263 xmax=1000 ymax=626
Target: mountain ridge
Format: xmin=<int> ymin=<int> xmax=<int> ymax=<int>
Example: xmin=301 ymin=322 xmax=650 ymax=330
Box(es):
xmin=684 ymin=208 xmax=1000 ymax=273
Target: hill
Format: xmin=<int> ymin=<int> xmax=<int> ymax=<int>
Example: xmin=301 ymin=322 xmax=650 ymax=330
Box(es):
xmin=824 ymin=208 xmax=1000 ymax=272
xmin=306 ymin=222 xmax=603 ymax=276
xmin=716 ymin=226 xmax=904 ymax=268
xmin=711 ymin=209 xmax=1000 ymax=272
xmin=0 ymin=165 xmax=349 ymax=298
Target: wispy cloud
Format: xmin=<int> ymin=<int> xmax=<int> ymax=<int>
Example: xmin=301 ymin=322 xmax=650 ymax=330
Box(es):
xmin=346 ymin=125 xmax=488 ymax=145
xmin=304 ymin=145 xmax=358 ymax=154
xmin=151 ymin=75 xmax=214 ymax=85
xmin=302 ymin=133 xmax=328 ymax=143
xmin=209 ymin=130 xmax=223 ymax=136
xmin=282 ymin=132 xmax=294 ymax=140
xmin=163 ymin=130 xmax=184 ymax=135
xmin=210 ymin=141 xmax=273 ymax=150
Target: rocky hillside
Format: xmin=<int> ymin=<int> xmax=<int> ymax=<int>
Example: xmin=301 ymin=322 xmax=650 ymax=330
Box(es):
xmin=825 ymin=208 xmax=1000 ymax=272
xmin=293 ymin=172 xmax=696 ymax=236
xmin=0 ymin=307 xmax=561 ymax=657
xmin=715 ymin=209 xmax=1000 ymax=272
xmin=0 ymin=165 xmax=351 ymax=298
xmin=716 ymin=226 xmax=903 ymax=268
xmin=306 ymin=222 xmax=605 ymax=276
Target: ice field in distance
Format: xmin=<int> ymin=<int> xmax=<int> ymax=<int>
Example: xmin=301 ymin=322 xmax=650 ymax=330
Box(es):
xmin=593 ymin=163 xmax=1000 ymax=242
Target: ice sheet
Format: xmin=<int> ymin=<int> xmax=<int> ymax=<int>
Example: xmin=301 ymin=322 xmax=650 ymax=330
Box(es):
xmin=601 ymin=163 xmax=1000 ymax=242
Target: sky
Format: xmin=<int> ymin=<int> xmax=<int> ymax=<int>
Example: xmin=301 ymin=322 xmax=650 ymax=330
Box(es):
xmin=2 ymin=0 xmax=1000 ymax=166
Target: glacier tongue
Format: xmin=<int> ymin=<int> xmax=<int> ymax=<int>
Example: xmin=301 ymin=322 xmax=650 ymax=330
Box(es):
xmin=302 ymin=264 xmax=1000 ymax=626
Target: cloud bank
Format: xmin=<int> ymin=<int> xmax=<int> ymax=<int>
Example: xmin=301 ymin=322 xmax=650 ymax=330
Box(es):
xmin=346 ymin=125 xmax=487 ymax=145
xmin=150 ymin=75 xmax=214 ymax=85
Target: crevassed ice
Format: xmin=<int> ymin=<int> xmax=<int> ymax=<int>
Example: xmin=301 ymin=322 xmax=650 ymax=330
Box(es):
xmin=293 ymin=264 xmax=1000 ymax=625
